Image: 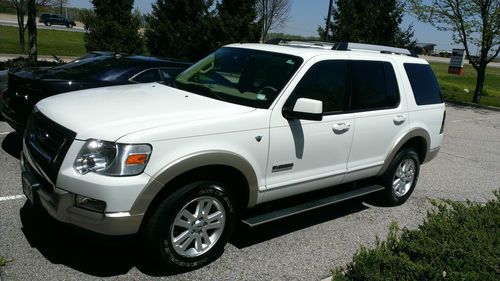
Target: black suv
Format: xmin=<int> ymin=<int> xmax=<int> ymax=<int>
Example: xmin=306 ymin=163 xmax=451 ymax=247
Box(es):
xmin=39 ymin=13 xmax=75 ymax=28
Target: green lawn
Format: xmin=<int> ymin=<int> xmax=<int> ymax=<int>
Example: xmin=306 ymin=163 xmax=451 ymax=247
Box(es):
xmin=430 ymin=62 xmax=500 ymax=107
xmin=0 ymin=25 xmax=86 ymax=57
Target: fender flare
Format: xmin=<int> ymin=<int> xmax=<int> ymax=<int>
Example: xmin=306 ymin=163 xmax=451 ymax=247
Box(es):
xmin=130 ymin=150 xmax=259 ymax=214
xmin=377 ymin=128 xmax=430 ymax=176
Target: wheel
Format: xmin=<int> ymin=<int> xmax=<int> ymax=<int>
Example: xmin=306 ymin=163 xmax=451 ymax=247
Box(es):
xmin=47 ymin=21 xmax=51 ymax=26
xmin=44 ymin=22 xmax=48 ymax=26
xmin=379 ymin=148 xmax=420 ymax=206
xmin=144 ymin=180 xmax=237 ymax=270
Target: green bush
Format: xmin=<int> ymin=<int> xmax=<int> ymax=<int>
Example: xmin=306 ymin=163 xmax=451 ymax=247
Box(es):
xmin=0 ymin=255 xmax=11 ymax=266
xmin=0 ymin=57 xmax=64 ymax=71
xmin=332 ymin=191 xmax=500 ymax=281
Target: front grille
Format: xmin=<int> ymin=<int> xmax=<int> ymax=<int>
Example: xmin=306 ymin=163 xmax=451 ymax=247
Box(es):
xmin=25 ymin=111 xmax=76 ymax=185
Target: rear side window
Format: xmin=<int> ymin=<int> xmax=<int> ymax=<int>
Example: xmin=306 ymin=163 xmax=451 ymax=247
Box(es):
xmin=286 ymin=60 xmax=347 ymax=113
xmin=404 ymin=63 xmax=442 ymax=105
xmin=349 ymin=61 xmax=400 ymax=111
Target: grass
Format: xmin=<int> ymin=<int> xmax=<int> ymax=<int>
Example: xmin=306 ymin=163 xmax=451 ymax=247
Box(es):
xmin=430 ymin=62 xmax=500 ymax=107
xmin=0 ymin=25 xmax=86 ymax=57
xmin=0 ymin=255 xmax=11 ymax=266
xmin=331 ymin=191 xmax=500 ymax=281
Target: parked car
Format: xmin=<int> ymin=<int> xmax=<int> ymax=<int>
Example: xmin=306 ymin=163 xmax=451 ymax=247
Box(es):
xmin=1 ymin=54 xmax=191 ymax=131
xmin=20 ymin=42 xmax=444 ymax=270
xmin=39 ymin=13 xmax=76 ymax=28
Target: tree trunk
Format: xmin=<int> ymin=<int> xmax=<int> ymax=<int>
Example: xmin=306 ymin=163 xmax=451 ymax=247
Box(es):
xmin=18 ymin=24 xmax=25 ymax=53
xmin=16 ymin=6 xmax=25 ymax=53
xmin=472 ymin=65 xmax=486 ymax=103
xmin=27 ymin=0 xmax=37 ymax=62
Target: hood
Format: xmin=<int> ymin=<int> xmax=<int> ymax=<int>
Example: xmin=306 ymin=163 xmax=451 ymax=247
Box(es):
xmin=35 ymin=83 xmax=255 ymax=141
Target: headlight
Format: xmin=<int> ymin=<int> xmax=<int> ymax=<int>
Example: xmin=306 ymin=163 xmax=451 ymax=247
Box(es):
xmin=74 ymin=139 xmax=152 ymax=176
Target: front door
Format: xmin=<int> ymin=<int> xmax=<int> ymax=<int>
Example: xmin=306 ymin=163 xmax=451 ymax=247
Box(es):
xmin=264 ymin=58 xmax=354 ymax=202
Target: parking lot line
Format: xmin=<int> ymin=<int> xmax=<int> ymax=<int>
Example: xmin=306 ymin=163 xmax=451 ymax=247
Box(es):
xmin=0 ymin=195 xmax=25 ymax=202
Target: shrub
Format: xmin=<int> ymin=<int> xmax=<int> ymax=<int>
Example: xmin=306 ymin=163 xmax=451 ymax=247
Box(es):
xmin=0 ymin=255 xmax=10 ymax=266
xmin=332 ymin=191 xmax=500 ymax=281
xmin=0 ymin=57 xmax=64 ymax=71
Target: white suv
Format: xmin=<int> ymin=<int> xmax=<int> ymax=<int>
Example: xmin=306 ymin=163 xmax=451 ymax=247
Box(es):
xmin=20 ymin=41 xmax=445 ymax=269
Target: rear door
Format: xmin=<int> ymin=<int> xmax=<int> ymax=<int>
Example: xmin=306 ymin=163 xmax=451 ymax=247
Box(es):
xmin=344 ymin=58 xmax=409 ymax=182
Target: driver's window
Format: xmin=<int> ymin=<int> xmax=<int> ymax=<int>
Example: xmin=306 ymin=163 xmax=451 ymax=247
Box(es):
xmin=285 ymin=60 xmax=347 ymax=114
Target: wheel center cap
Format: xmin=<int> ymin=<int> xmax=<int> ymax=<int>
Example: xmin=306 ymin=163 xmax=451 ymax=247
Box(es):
xmin=194 ymin=220 xmax=204 ymax=229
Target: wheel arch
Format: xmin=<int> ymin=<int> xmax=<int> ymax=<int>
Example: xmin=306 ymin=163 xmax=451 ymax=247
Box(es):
xmin=378 ymin=128 xmax=430 ymax=176
xmin=130 ymin=150 xmax=259 ymax=219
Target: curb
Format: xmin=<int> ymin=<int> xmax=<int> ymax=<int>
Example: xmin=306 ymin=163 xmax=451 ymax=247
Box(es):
xmin=445 ymin=101 xmax=500 ymax=113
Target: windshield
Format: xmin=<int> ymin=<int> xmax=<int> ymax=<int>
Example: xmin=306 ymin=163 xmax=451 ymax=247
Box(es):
xmin=175 ymin=47 xmax=303 ymax=108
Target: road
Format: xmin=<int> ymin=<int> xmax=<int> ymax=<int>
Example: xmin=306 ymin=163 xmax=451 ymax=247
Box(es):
xmin=0 ymin=104 xmax=499 ymax=281
xmin=0 ymin=13 xmax=84 ymax=33
xmin=0 ymin=19 xmax=85 ymax=33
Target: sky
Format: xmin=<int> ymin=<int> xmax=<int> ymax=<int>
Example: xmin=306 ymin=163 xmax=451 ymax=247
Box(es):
xmin=68 ymin=0 xmax=468 ymax=53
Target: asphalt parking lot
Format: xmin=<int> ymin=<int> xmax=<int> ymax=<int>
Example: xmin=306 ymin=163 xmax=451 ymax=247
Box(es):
xmin=0 ymin=104 xmax=499 ymax=281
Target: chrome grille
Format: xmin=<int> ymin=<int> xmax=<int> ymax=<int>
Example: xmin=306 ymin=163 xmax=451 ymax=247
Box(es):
xmin=25 ymin=111 xmax=76 ymax=185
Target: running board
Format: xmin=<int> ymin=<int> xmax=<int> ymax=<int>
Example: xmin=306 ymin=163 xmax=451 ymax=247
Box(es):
xmin=241 ymin=185 xmax=384 ymax=227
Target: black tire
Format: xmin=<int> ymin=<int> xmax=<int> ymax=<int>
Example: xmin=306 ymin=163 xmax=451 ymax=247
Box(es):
xmin=144 ymin=180 xmax=237 ymax=270
xmin=43 ymin=22 xmax=48 ymax=26
xmin=379 ymin=148 xmax=420 ymax=206
xmin=47 ymin=21 xmax=51 ymax=26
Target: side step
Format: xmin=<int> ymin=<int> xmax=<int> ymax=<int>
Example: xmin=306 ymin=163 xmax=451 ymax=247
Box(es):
xmin=241 ymin=185 xmax=385 ymax=227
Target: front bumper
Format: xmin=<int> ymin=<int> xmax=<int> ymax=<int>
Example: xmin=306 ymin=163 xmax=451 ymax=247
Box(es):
xmin=21 ymin=152 xmax=144 ymax=236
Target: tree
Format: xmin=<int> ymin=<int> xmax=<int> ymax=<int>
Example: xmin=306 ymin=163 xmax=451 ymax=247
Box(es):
xmin=10 ymin=0 xmax=56 ymax=53
xmin=27 ymin=0 xmax=36 ymax=61
xmin=409 ymin=0 xmax=500 ymax=103
xmin=81 ymin=0 xmax=144 ymax=54
xmin=11 ymin=0 xmax=27 ymax=53
xmin=256 ymin=0 xmax=291 ymax=42
xmin=145 ymin=0 xmax=215 ymax=61
xmin=318 ymin=0 xmax=416 ymax=49
xmin=212 ymin=0 xmax=261 ymax=48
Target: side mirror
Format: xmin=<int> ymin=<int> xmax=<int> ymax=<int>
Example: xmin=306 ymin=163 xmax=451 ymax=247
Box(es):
xmin=282 ymin=98 xmax=323 ymax=121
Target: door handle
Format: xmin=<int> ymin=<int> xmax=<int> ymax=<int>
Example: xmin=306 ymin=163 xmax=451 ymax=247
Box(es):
xmin=332 ymin=122 xmax=351 ymax=134
xmin=393 ymin=115 xmax=406 ymax=125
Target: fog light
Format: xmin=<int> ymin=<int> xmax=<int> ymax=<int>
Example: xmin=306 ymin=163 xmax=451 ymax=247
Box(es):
xmin=75 ymin=195 xmax=106 ymax=213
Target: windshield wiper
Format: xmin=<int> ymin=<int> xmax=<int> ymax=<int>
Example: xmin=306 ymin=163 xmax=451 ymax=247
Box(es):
xmin=175 ymin=81 xmax=227 ymax=102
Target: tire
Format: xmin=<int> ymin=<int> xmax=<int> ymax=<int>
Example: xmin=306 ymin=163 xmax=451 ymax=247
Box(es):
xmin=144 ymin=180 xmax=237 ymax=270
xmin=44 ymin=22 xmax=48 ymax=26
xmin=47 ymin=21 xmax=51 ymax=26
xmin=379 ymin=148 xmax=420 ymax=206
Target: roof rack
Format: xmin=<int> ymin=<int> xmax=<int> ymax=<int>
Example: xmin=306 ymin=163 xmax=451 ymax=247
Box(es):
xmin=332 ymin=42 xmax=413 ymax=56
xmin=265 ymin=38 xmax=335 ymax=50
xmin=266 ymin=38 xmax=415 ymax=57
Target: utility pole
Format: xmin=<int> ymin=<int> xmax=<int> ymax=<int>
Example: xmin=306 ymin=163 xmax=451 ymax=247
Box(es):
xmin=325 ymin=0 xmax=334 ymax=41
xmin=60 ymin=0 xmax=63 ymax=15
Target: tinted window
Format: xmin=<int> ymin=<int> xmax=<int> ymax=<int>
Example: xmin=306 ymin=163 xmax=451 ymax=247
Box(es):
xmin=404 ymin=63 xmax=443 ymax=105
xmin=384 ymin=62 xmax=400 ymax=107
xmin=160 ymin=68 xmax=184 ymax=81
xmin=286 ymin=60 xmax=346 ymax=113
xmin=132 ymin=69 xmax=161 ymax=83
xmin=349 ymin=61 xmax=399 ymax=110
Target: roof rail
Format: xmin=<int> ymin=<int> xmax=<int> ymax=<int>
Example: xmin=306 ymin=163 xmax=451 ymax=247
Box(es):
xmin=265 ymin=38 xmax=335 ymax=49
xmin=332 ymin=42 xmax=413 ymax=56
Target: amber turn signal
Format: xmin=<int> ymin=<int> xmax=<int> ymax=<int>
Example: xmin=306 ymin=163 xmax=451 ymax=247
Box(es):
xmin=126 ymin=154 xmax=148 ymax=165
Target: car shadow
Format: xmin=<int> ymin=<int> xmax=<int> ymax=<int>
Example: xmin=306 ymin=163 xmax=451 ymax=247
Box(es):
xmin=19 ymin=196 xmax=374 ymax=277
xmin=1 ymin=131 xmax=22 ymax=159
